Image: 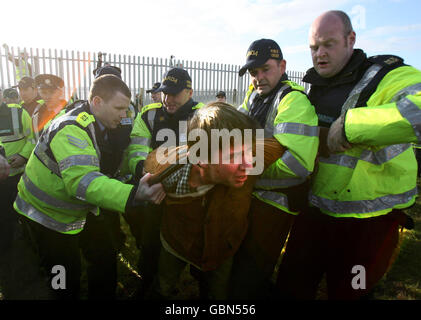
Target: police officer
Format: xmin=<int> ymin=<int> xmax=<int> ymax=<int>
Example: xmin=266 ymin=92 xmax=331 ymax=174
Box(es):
xmin=0 ymin=88 xmax=34 ymax=256
xmin=216 ymin=91 xmax=226 ymax=103
xmin=74 ymin=65 xmax=137 ymax=299
xmin=276 ymin=10 xmax=421 ymax=299
xmin=33 ymin=74 xmax=68 ymax=142
xmin=124 ymin=67 xmax=204 ymax=297
xmin=229 ymin=39 xmax=319 ymax=299
xmin=146 ymin=82 xmax=163 ymax=104
xmin=13 ymin=77 xmax=41 ymax=116
xmin=13 ymin=75 xmax=165 ymax=299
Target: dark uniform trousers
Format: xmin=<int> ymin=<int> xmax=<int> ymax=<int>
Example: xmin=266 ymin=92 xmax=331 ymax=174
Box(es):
xmin=79 ymin=210 xmax=125 ymax=299
xmin=275 ymin=207 xmax=408 ymax=299
xmin=18 ymin=216 xmax=82 ymax=300
xmin=229 ymin=197 xmax=295 ymax=299
xmin=0 ymin=174 xmax=22 ymax=257
xmin=17 ymin=210 xmax=125 ymax=300
xmin=123 ymin=202 xmax=163 ymax=295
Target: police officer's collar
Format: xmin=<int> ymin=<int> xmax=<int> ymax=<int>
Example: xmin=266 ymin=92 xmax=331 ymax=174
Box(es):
xmin=303 ymin=49 xmax=367 ymax=86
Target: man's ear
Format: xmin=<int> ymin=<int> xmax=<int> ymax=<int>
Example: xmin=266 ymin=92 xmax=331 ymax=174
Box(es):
xmin=91 ymin=96 xmax=102 ymax=111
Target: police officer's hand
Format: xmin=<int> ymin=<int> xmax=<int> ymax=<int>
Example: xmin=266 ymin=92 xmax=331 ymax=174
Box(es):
xmin=327 ymin=113 xmax=352 ymax=154
xmin=135 ymin=173 xmax=166 ymax=204
xmin=8 ymin=154 xmax=26 ymax=169
xmin=0 ymin=155 xmax=10 ymax=180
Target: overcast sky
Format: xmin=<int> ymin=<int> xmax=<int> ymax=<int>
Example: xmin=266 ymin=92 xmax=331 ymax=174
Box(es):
xmin=2 ymin=0 xmax=421 ymax=72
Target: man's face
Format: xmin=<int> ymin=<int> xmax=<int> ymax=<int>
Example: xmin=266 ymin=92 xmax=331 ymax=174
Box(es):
xmin=162 ymin=88 xmax=192 ymax=114
xmin=216 ymin=96 xmax=226 ymax=103
xmin=249 ymin=59 xmax=285 ymax=96
xmin=93 ymin=91 xmax=131 ymax=129
xmin=151 ymin=92 xmax=162 ymax=103
xmin=38 ymin=87 xmax=63 ymax=104
xmin=309 ymin=15 xmax=356 ymax=78
xmin=19 ymin=86 xmax=38 ymax=103
xmin=203 ymin=144 xmax=253 ymax=188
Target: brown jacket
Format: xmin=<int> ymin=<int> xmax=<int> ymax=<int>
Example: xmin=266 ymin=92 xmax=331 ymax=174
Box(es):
xmin=144 ymin=138 xmax=285 ymax=271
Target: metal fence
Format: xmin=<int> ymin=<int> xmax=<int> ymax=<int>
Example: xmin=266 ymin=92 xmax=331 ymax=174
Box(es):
xmin=0 ymin=45 xmax=308 ymax=107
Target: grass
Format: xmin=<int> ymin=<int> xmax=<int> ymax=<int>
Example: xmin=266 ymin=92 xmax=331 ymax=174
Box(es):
xmin=370 ymin=185 xmax=421 ymax=300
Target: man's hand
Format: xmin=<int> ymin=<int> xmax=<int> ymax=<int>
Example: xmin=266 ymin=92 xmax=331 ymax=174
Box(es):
xmin=135 ymin=173 xmax=166 ymax=204
xmin=327 ymin=113 xmax=352 ymax=154
xmin=8 ymin=154 xmax=26 ymax=169
xmin=0 ymin=155 xmax=10 ymax=180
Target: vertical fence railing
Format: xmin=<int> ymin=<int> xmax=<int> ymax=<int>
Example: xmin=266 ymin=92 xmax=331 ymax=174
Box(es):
xmin=0 ymin=45 xmax=308 ymax=108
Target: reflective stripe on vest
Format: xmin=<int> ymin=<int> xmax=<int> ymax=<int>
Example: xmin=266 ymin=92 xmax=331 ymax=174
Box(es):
xmin=246 ymin=91 xmax=258 ymax=112
xmin=341 ymin=64 xmax=383 ymax=114
xmin=22 ymin=173 xmax=92 ymax=211
xmin=281 ymin=150 xmax=311 ymax=178
xmin=320 ymin=143 xmax=411 ymax=169
xmin=147 ymin=109 xmax=157 ymax=132
xmin=254 ymin=190 xmax=289 ymax=208
xmin=264 ymin=84 xmax=290 ymax=138
xmin=309 ymin=187 xmax=417 ymax=215
xmin=75 ymin=171 xmax=104 ymax=201
xmin=237 ymin=105 xmax=248 ymax=115
xmin=1 ymin=107 xmax=24 ymax=142
xmin=274 ymin=122 xmax=319 ymax=137
xmin=34 ymin=141 xmax=61 ymax=176
xmin=130 ymin=137 xmax=151 ymax=147
xmin=32 ymin=103 xmax=43 ymax=142
xmin=391 ymin=83 xmax=421 ymax=103
xmin=15 ymin=194 xmax=86 ymax=233
xmin=396 ymin=97 xmax=421 ymax=143
xmin=59 ymin=154 xmax=100 ymax=172
xmin=129 ymin=151 xmax=149 ymax=161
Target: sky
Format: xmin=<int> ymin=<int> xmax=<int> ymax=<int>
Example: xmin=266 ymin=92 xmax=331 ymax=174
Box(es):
xmin=2 ymin=0 xmax=421 ymax=73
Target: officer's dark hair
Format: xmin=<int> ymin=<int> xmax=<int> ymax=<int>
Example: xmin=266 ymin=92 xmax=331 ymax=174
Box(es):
xmin=329 ymin=10 xmax=354 ymax=39
xmin=89 ymin=74 xmax=131 ymax=102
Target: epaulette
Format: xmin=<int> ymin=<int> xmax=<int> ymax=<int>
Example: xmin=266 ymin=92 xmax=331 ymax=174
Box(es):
xmin=141 ymin=102 xmax=162 ymax=116
xmin=284 ymin=80 xmax=306 ymax=93
xmin=368 ymin=55 xmax=405 ymax=68
xmin=75 ymin=112 xmax=95 ymax=127
xmin=192 ymin=102 xmax=205 ymax=110
xmin=7 ymin=103 xmax=22 ymax=109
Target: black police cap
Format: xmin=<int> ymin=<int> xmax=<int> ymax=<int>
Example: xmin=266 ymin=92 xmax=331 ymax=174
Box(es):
xmin=146 ymin=82 xmax=161 ymax=93
xmin=156 ymin=68 xmax=192 ymax=95
xmin=93 ymin=65 xmax=122 ymax=79
xmin=239 ymin=39 xmax=283 ymax=77
xmin=216 ymin=91 xmax=226 ymax=98
xmin=3 ymin=88 xmax=19 ymax=100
